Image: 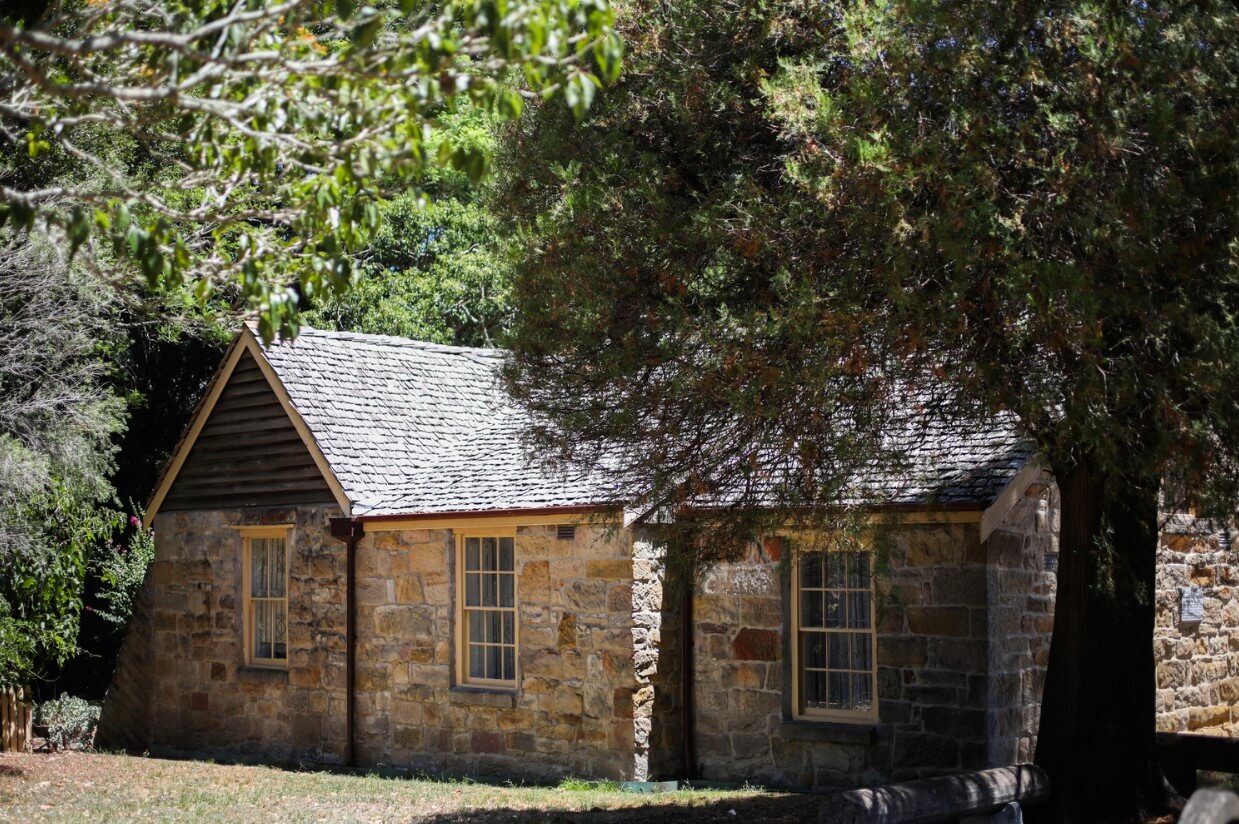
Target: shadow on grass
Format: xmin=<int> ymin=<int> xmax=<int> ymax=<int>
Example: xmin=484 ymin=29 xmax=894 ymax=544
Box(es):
xmin=402 ymin=793 xmax=822 ymax=824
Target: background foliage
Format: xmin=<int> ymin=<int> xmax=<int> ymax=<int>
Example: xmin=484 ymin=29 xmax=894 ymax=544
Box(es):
xmin=305 ymin=102 xmax=515 ymax=346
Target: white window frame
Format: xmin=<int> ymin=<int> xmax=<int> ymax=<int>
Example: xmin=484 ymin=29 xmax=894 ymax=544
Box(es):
xmin=240 ymin=525 xmax=291 ymax=669
xmin=455 ymin=529 xmax=519 ymax=689
xmin=790 ymin=547 xmax=878 ymax=724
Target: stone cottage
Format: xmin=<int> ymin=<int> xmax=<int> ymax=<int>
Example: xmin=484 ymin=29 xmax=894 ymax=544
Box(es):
xmin=96 ymin=326 xmax=1228 ymax=788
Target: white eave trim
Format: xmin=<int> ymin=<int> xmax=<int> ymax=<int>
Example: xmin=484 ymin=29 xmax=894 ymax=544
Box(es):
xmin=979 ymin=457 xmax=1045 ymax=543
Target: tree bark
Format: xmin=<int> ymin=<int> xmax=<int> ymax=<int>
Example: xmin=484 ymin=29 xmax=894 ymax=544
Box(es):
xmin=1033 ymin=458 xmax=1170 ymax=822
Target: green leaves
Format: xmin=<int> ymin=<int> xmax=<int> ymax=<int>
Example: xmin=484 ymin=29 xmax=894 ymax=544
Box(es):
xmin=496 ymin=0 xmax=1239 ymax=548
xmin=563 ymin=72 xmax=601 ymax=121
xmin=3 ymin=0 xmax=621 ymax=340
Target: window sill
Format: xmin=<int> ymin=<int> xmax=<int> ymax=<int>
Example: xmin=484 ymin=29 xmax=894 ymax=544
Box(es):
xmin=237 ymin=666 xmax=289 ymax=682
xmin=778 ymin=719 xmax=877 ymax=745
xmin=449 ymin=686 xmax=517 ymax=708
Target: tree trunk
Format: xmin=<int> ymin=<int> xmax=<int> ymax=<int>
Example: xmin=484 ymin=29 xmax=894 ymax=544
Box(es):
xmin=1033 ymin=458 xmax=1170 ymax=822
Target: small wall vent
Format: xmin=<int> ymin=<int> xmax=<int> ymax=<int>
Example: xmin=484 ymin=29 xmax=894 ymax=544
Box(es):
xmin=556 ymin=524 xmax=576 ymax=541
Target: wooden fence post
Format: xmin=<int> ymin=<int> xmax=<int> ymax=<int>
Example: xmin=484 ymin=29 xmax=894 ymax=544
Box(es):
xmin=23 ymin=687 xmax=31 ymax=751
xmin=0 ymin=686 xmax=32 ymax=752
xmin=2 ymin=686 xmax=10 ymax=751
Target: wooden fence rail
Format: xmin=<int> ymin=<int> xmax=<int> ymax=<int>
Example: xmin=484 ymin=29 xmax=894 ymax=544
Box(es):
xmin=0 ymin=686 xmax=31 ymax=752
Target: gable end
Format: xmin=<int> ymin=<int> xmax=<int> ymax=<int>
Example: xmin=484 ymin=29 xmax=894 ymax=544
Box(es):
xmin=156 ymin=347 xmax=340 ymax=514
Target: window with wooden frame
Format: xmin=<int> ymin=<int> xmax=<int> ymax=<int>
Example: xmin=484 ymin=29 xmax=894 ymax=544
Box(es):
xmin=456 ymin=533 xmax=517 ymax=688
xmin=242 ymin=527 xmax=289 ymax=667
xmin=791 ymin=548 xmax=877 ymax=722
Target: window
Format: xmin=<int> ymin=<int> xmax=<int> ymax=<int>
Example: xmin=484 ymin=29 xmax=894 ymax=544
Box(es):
xmin=457 ymin=534 xmax=517 ymax=687
xmin=792 ymin=549 xmax=876 ymax=722
xmin=243 ymin=528 xmax=289 ymax=667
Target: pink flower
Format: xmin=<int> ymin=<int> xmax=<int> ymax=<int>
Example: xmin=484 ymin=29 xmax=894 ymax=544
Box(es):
xmin=128 ymin=516 xmax=140 ymax=527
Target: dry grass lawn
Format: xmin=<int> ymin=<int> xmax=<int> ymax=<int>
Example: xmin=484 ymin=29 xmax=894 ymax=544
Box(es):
xmin=0 ymin=752 xmax=821 ymax=823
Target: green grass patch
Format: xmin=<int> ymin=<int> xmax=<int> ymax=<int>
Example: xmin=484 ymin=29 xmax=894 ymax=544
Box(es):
xmin=557 ymin=777 xmax=623 ymax=792
xmin=0 ymin=751 xmax=821 ymax=823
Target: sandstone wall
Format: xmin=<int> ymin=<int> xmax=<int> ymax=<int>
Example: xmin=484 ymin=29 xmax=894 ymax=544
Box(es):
xmin=631 ymin=532 xmax=683 ymax=780
xmin=689 ymin=521 xmax=994 ymax=788
xmin=351 ymin=522 xmax=644 ymax=780
xmin=100 ymin=505 xmax=349 ymax=762
xmin=101 ymin=510 xmax=652 ymax=776
xmin=95 ymin=583 xmax=155 ymax=751
xmin=984 ymin=474 xmax=1058 ymax=766
xmin=1156 ymin=517 xmax=1239 ymax=734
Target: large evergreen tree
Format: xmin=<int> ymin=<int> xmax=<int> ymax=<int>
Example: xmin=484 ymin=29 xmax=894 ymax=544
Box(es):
xmin=497 ymin=1 xmax=1238 ymax=820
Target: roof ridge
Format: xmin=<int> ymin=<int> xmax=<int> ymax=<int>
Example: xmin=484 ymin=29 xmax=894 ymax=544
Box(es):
xmin=265 ymin=326 xmax=507 ymax=358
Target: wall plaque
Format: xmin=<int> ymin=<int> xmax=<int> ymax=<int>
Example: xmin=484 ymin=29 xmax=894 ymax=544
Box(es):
xmin=1181 ymin=585 xmax=1205 ymax=623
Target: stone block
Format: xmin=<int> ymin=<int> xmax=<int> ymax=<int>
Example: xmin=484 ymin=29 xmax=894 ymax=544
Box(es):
xmin=613 ymin=687 xmax=634 ymax=719
xmin=471 ymin=730 xmax=506 ymax=754
xmin=719 ymin=663 xmax=765 ymax=690
xmin=730 ymin=566 xmax=777 ymax=596
xmin=506 ymin=731 xmax=537 ymax=752
xmin=290 ymin=666 xmax=322 ymax=689
xmin=906 ymin=607 xmax=970 ymax=638
xmin=930 ymin=568 xmax=987 ymax=606
xmin=355 ymin=578 xmax=391 ymax=606
xmin=878 ymin=637 xmax=927 ymax=669
xmin=920 ymin=706 xmax=985 ymax=740
xmin=731 ymin=628 xmax=780 ymax=661
xmin=931 ymin=639 xmax=987 ymax=673
xmin=907 ymin=529 xmax=960 ymax=567
xmin=373 ymin=604 xmax=433 ymax=638
xmin=1188 ymin=705 xmax=1230 ymax=730
xmin=355 ymin=664 xmax=389 ymax=692
xmin=520 ymin=560 xmax=551 ymax=603
xmin=607 ymin=584 xmax=633 ymax=613
xmin=563 ymin=580 xmax=609 ymax=611
xmin=586 ymin=559 xmax=631 ymax=580
xmin=601 ymin=649 xmax=632 ymax=681
xmin=740 ymin=596 xmax=782 ymax=628
xmin=695 ymin=596 xmax=740 ymax=625
xmin=395 ymin=575 xmax=424 ymax=603
xmin=892 ymin=732 xmax=959 ymax=770
xmin=730 ymin=732 xmax=770 ymax=760
xmin=879 ymin=700 xmax=913 ymax=724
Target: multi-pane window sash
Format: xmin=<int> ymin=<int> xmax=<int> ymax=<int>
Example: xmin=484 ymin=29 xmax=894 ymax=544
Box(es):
xmin=461 ymin=536 xmax=516 ymax=685
xmin=247 ymin=535 xmax=288 ymax=665
xmin=796 ymin=550 xmax=876 ymax=721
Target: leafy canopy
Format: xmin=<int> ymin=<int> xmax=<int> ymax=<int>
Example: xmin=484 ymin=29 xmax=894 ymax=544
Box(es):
xmin=1 ymin=0 xmax=621 ymax=340
xmin=305 ymin=101 xmax=514 ymax=346
xmin=497 ymin=0 xmax=1239 ymax=536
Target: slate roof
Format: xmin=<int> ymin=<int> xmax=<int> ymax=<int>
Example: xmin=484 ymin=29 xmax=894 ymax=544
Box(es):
xmin=256 ymin=328 xmax=1031 ymax=517
xmin=257 ymin=328 xmax=611 ymax=516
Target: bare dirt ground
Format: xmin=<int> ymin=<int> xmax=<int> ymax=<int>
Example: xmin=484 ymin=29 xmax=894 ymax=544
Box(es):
xmin=0 ymin=751 xmax=823 ymax=823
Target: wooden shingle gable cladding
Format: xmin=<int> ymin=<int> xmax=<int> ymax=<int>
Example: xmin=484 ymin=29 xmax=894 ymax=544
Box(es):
xmin=160 ymin=350 xmax=337 ymax=511
xmin=146 ymin=327 xmax=351 ymax=518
